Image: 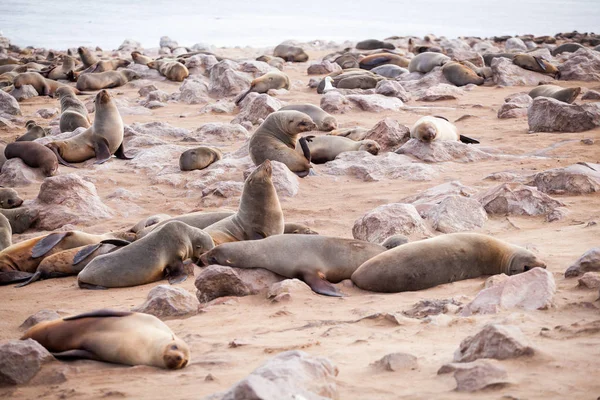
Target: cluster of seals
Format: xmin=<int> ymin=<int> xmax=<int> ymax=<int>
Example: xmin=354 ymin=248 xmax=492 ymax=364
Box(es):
xmin=41 ymin=55 xmax=77 ymax=80
xmin=13 ymin=72 xmax=80 ymax=97
xmin=5 ymin=141 xmax=58 ymax=176
xmin=75 ymin=69 xmax=139 ymax=91
xmin=56 ymin=86 xmax=91 ymax=132
xmin=296 ymin=135 xmax=380 ymax=164
xmin=179 ymin=147 xmax=222 ymax=171
xmin=21 ymin=310 xmax=190 ymax=369
xmin=279 ymin=104 xmax=337 ymax=131
xmin=147 ymin=60 xmax=189 ymax=82
xmin=16 ymin=120 xmax=48 ymax=141
xmin=235 ymin=70 xmax=290 ymax=105
xmin=273 ymin=44 xmax=308 ymax=62
xmin=410 ymin=116 xmax=479 ymax=144
xmin=528 ymin=84 xmax=581 ymax=104
xmin=317 ymin=69 xmax=383 ymax=93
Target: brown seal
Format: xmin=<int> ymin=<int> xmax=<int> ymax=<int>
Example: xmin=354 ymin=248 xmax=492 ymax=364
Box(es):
xmin=328 ymin=127 xmax=370 ymax=141
xmin=408 ymin=52 xmax=451 ymax=73
xmin=359 ymin=53 xmax=410 ymax=70
xmin=0 ymin=207 xmax=38 ymax=234
xmin=75 ymin=69 xmax=139 ymax=91
xmin=0 ymin=214 xmax=11 ymax=252
xmin=5 ymin=141 xmax=58 ymax=176
xmin=179 ymin=147 xmax=222 ymax=171
xmin=41 ymin=55 xmax=78 ymax=80
xmin=78 ymin=221 xmax=214 ymax=289
xmin=235 ymin=70 xmax=290 ymax=105
xmin=513 ymin=54 xmax=558 ymax=76
xmin=77 ymin=46 xmax=99 ymax=68
xmin=442 ymin=61 xmax=485 ymax=86
xmin=56 ymin=86 xmax=92 ymax=132
xmin=129 ymin=214 xmax=172 ymax=234
xmin=200 ymin=234 xmax=389 ymax=296
xmin=317 ymin=69 xmax=383 ymax=92
xmin=21 ymin=310 xmax=190 ymax=369
xmin=68 ymin=58 xmax=130 ymax=80
xmin=551 ymin=43 xmax=584 ymax=56
xmin=351 ymin=233 xmax=547 ymax=292
xmin=131 ymin=51 xmax=153 ymax=65
xmin=248 ymin=111 xmax=316 ymax=177
xmin=283 ymin=222 xmax=319 ymax=235
xmin=0 ymin=187 xmax=23 ymax=209
xmin=279 ymin=104 xmax=338 ymax=131
xmin=273 ymin=44 xmax=308 ymax=62
xmin=528 ymin=84 xmax=581 ymax=104
xmin=410 ymin=116 xmax=479 ymax=144
xmin=13 ymin=72 xmax=80 ymax=97
xmin=15 ymin=120 xmax=48 ymax=142
xmin=356 ymin=39 xmax=395 ymax=50
xmin=135 ymin=211 xmax=235 ymax=240
xmin=146 ymin=60 xmax=189 ymax=82
xmin=296 ymin=135 xmax=380 ymax=164
xmin=380 ymin=234 xmax=409 ymax=249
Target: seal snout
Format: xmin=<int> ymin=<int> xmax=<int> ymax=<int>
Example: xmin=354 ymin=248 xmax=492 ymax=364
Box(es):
xmin=163 ymin=344 xmax=189 ymax=370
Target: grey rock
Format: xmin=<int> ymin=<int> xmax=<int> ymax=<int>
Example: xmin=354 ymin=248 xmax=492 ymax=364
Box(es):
xmin=403 ymin=298 xmax=462 ymax=319
xmin=371 ymin=353 xmax=418 ymax=372
xmin=424 ymin=195 xmax=487 ymax=233
xmin=193 ymin=123 xmax=249 ymax=143
xmin=209 ymin=61 xmax=251 ymax=97
xmin=396 ymin=138 xmax=493 ymax=163
xmin=363 ymin=118 xmax=410 ymax=152
xmin=1 ymin=89 xmax=22 ymax=113
xmin=346 ymin=94 xmax=403 ymax=112
xmin=10 ymin=85 xmax=38 ymax=102
xmin=476 ymin=183 xmax=565 ymax=216
xmin=320 ymin=91 xmax=353 ymax=114
xmin=528 ymin=97 xmax=600 ymax=132
xmin=0 ymin=339 xmax=54 ymax=386
xmin=417 ymin=84 xmax=464 ymax=101
xmin=491 ymin=58 xmax=553 ymax=86
xmin=453 ymin=360 xmax=509 ymax=392
xmin=453 ymin=324 xmax=535 ymax=362
xmin=582 ymin=90 xmax=600 ymax=100
xmin=231 ymin=93 xmax=282 ymax=125
xmin=307 ymin=61 xmax=341 ymax=75
xmin=195 ymin=265 xmax=252 ymax=303
xmin=578 ymin=272 xmax=600 ymax=289
xmin=244 ymin=160 xmax=299 ymax=197
xmin=558 ymin=48 xmax=600 ymax=81
xmin=19 ymin=310 xmax=61 ymax=331
xmin=132 ymin=285 xmax=199 ymax=318
xmin=375 ymin=81 xmax=411 ymax=102
xmin=565 ymin=248 xmax=600 ymax=277
xmin=529 ymin=163 xmax=600 ymax=194
xmin=0 ymin=158 xmax=46 ymax=187
xmin=505 ymin=37 xmax=528 ymax=52
xmin=352 ymin=203 xmax=431 ymax=243
xmin=178 ymin=77 xmax=210 ymax=104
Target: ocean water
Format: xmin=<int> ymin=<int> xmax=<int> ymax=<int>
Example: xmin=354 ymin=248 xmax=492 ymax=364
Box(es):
xmin=0 ymin=0 xmax=598 ymax=50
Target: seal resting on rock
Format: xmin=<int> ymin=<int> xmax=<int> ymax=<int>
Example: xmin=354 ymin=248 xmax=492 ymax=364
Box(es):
xmin=410 ymin=116 xmax=479 ymax=144
xmin=295 ymin=135 xmax=380 ymax=164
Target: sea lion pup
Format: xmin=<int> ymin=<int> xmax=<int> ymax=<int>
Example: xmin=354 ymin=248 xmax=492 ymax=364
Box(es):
xmin=273 ymin=44 xmax=309 ymax=62
xmin=235 ymin=70 xmax=290 ymax=105
xmin=41 ymin=55 xmax=78 ymax=80
xmin=146 ymin=60 xmax=189 ymax=82
xmin=351 ymin=233 xmax=547 ymax=293
xmin=248 ymin=111 xmax=317 ymax=178
xmin=0 ymin=207 xmax=38 ymax=234
xmin=371 ymin=64 xmax=409 ymax=78
xmin=78 ymin=221 xmax=215 ymax=289
xmin=68 ymin=58 xmax=131 ymax=80
xmin=0 ymin=188 xmax=23 ymax=209
xmin=279 ymin=104 xmax=338 ymax=131
xmin=442 ymin=61 xmax=485 ymax=86
xmin=21 ymin=310 xmax=190 ymax=370
xmin=4 ymin=142 xmax=58 ymax=177
xmin=179 ymin=147 xmax=222 ymax=171
xmin=15 ymin=120 xmax=48 ymax=141
xmin=328 ymin=126 xmax=370 ymax=141
xmin=203 ymin=160 xmax=284 ymax=245
xmin=296 ymin=136 xmax=380 ymax=164
xmin=359 ymin=53 xmax=410 ymax=70
xmin=356 ymin=39 xmax=395 ymax=50
xmin=131 ymin=51 xmax=153 ymax=65
xmin=283 ymin=223 xmax=318 ymax=235
xmin=13 ymin=72 xmax=80 ymax=97
xmin=77 ymin=46 xmax=99 ymax=68
xmin=528 ymin=84 xmax=581 ymax=104
xmin=380 ymin=234 xmax=408 ymax=249
xmin=512 ymin=54 xmax=558 ymax=76
xmin=408 ymin=52 xmax=451 ymax=73
xmin=56 ymin=86 xmax=91 ymax=132
xmin=75 ymin=69 xmax=139 ymax=91
xmin=135 ymin=211 xmax=234 ymax=239
xmin=0 ymin=214 xmax=11 ymax=251
xmin=410 ymin=116 xmax=479 ymax=144
xmin=551 ymin=43 xmax=584 ymax=56
xmin=46 ymin=89 xmax=131 ymax=165
xmin=200 ymin=235 xmax=389 ymax=296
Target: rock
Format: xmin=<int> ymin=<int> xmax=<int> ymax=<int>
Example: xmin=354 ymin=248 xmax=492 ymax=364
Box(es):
xmin=505 ymin=37 xmax=528 ymax=52
xmin=529 ymin=163 xmax=600 ymax=194
xmin=396 ymin=138 xmax=493 ymax=163
xmin=145 ymin=90 xmax=169 ymax=103
xmin=0 ymin=339 xmax=54 ymax=386
xmin=177 ymin=77 xmax=210 ymax=104
xmin=578 ymin=272 xmax=600 ymax=289
xmin=504 ymin=92 xmax=532 ymax=105
xmin=371 ymin=353 xmax=418 ymax=372
xmin=403 ymin=298 xmax=462 ymax=319
xmin=231 ymin=93 xmax=282 ymax=125
xmin=0 ymin=158 xmax=46 ymax=187
xmin=200 ymin=101 xmax=236 ymax=114
xmin=363 ymin=118 xmax=410 ymax=152
xmin=320 ymin=91 xmax=353 ymax=114
xmin=1 ymin=89 xmax=21 ymax=114
xmin=401 ymin=181 xmax=478 ymax=209
xmin=352 ymin=203 xmax=431 ymax=243
xmin=9 ymin=84 xmax=38 ymax=102
xmin=128 ymin=144 xmax=185 ymax=173
xmin=30 ymin=174 xmax=113 ymax=230
xmin=195 ymin=265 xmax=251 ymax=303
xmin=497 ymin=102 xmax=528 ymax=119
xmin=267 ymin=279 xmax=312 ymax=299
xmin=346 ymin=94 xmax=403 ymax=112
xmin=582 ymin=90 xmax=600 ymax=100
xmin=528 ymin=97 xmax=600 ymax=132
xmin=159 ymin=36 xmax=178 ymax=50
xmin=205 ymin=351 xmax=338 ymax=400
xmin=546 ymin=207 xmax=569 ymax=222
xmin=558 ymin=48 xmax=600 ymax=81
xmin=132 ymin=285 xmax=199 ymax=318
xmin=451 ymin=49 xmax=485 ymax=67
xmin=307 ymin=60 xmax=341 ymax=75
xmin=239 ymin=61 xmax=273 ymax=77
xmin=117 ymin=39 xmax=142 ymax=52
xmin=128 ymin=121 xmax=191 ymax=139
xmin=243 ymin=161 xmax=299 ymax=197
xmin=375 ymin=80 xmax=411 ymax=102
xmin=461 ymin=268 xmax=556 ymax=315
xmin=138 ymin=84 xmax=159 ymax=97
xmin=35 ymin=108 xmax=58 ymax=119
xmin=19 ymin=310 xmax=61 ymax=331
xmin=199 ymin=181 xmax=244 ymax=207
xmin=476 ymin=183 xmax=565 ymax=216
xmin=209 ymin=62 xmax=250 ymax=97
xmin=484 ymin=274 xmax=509 ymax=288
xmin=417 ymin=84 xmax=464 ymax=101
xmin=143 ymin=100 xmax=165 ymax=109
xmin=491 ymin=58 xmax=554 ymax=86
xmin=565 ymin=248 xmax=600 ymax=277
xmin=424 ymin=195 xmax=487 ymax=233
xmin=193 ymin=123 xmax=249 ymax=143
xmin=454 ymin=324 xmax=535 ymax=363
xmin=453 ymin=360 xmax=509 ymax=392
xmin=398 ymin=68 xmax=451 ymax=96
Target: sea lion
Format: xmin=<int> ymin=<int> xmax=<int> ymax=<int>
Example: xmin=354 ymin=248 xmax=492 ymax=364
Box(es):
xmin=317 ymin=70 xmax=382 ymax=92
xmin=68 ymin=59 xmax=131 ymax=80
xmin=200 ymin=234 xmax=389 ymax=296
xmin=284 ymin=223 xmax=318 ymax=235
xmin=75 ymin=69 xmax=139 ymax=91
xmin=296 ymin=136 xmax=380 ymax=164
xmin=0 ymin=207 xmax=38 ymax=234
xmin=551 ymin=43 xmax=584 ymax=56
xmin=15 ymin=121 xmax=48 ymax=142
xmin=46 ymin=89 xmax=130 ymax=165
xmin=279 ymin=104 xmax=338 ymax=131
xmin=371 ymin=64 xmax=409 ymax=78
xmin=0 ymin=214 xmax=11 ymax=252
xmin=78 ymin=221 xmax=215 ymax=289
xmin=129 ymin=214 xmax=172 ymax=234
xmin=13 ymin=72 xmax=80 ymax=97
xmin=380 ymin=234 xmax=409 ymax=249
xmin=408 ymin=52 xmax=451 ymax=73
xmin=146 ymin=60 xmax=189 ymax=82
xmin=235 ymin=70 xmax=290 ymax=105
xmin=528 ymin=84 xmax=581 ymax=104
xmin=512 ymin=54 xmax=558 ymax=76
xmin=179 ymin=147 xmax=222 ymax=171
xmin=41 ymin=55 xmax=78 ymax=80
xmin=4 ymin=142 xmax=58 ymax=176
xmin=248 ymin=111 xmax=316 ymax=177
xmin=356 ymin=39 xmax=395 ymax=50
xmin=56 ymin=86 xmax=92 ymax=132
xmin=273 ymin=44 xmax=308 ymax=62
xmin=359 ymin=53 xmax=410 ymax=70
xmin=77 ymin=46 xmax=99 ymax=68
xmin=131 ymin=51 xmax=153 ymax=65
xmin=328 ymin=127 xmax=370 ymax=141
xmin=351 ymin=233 xmax=547 ymax=292
xmin=203 ymin=160 xmax=284 ymax=245
xmin=483 ymin=52 xmax=516 ymax=67
xmin=442 ymin=61 xmax=485 ymax=86
xmin=135 ymin=211 xmax=234 ymax=240
xmin=255 ymin=55 xmax=285 ymax=70
xmin=333 ymin=53 xmax=359 ymax=69
xmin=410 ymin=116 xmax=479 ymax=144
xmin=0 ymin=188 xmax=23 ymax=209
xmin=21 ymin=310 xmax=190 ymax=369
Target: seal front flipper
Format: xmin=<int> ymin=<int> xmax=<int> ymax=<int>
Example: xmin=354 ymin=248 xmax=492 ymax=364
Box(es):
xmin=78 ymin=281 xmax=108 ymax=290
xmin=93 ymin=137 xmax=112 ymax=164
xmin=46 ymin=143 xmax=78 ymax=168
xmin=302 ymin=271 xmax=343 ymax=297
xmin=63 ymin=309 xmax=133 ymax=320
xmin=31 ymin=232 xmax=71 ymax=258
xmin=0 ymin=271 xmax=33 ymax=285
xmin=299 ymin=136 xmax=312 ymax=163
xmin=459 ymin=135 xmax=480 ymax=144
xmin=114 ymin=143 xmax=133 ymax=160
xmin=166 ymin=259 xmax=188 ymax=284
xmin=52 ymin=349 xmax=102 ymax=361
xmin=533 ymin=56 xmax=547 ymax=71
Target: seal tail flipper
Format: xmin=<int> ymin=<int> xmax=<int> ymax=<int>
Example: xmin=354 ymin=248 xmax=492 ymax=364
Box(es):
xmin=0 ymin=271 xmax=33 ymax=285
xmin=31 ymin=232 xmax=71 ymax=258
xmin=302 ymin=271 xmax=344 ymax=297
xmin=114 ymin=142 xmax=133 ymax=160
xmin=166 ymin=259 xmax=189 ymax=285
xmin=459 ymin=135 xmax=480 ymax=144
xmin=46 ymin=144 xmax=78 ymax=168
xmin=14 ymin=271 xmax=42 ymax=287
xmin=73 ymin=239 xmax=130 ymax=264
xmin=93 ymin=137 xmax=112 ymax=164
xmin=52 ymin=349 xmax=102 ymax=361
xmin=234 ymin=87 xmax=253 ymax=105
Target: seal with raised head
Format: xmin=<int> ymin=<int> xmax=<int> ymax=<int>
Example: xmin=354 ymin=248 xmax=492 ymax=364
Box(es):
xmin=512 ymin=54 xmax=558 ymax=76
xmin=442 ymin=61 xmax=485 ymax=86
xmin=408 ymin=52 xmax=451 ymax=73
xmin=528 ymin=84 xmax=581 ymax=104
xmin=13 ymin=72 xmax=80 ymax=97
xmin=21 ymin=310 xmax=190 ymax=369
xmin=200 ymin=234 xmax=389 ymax=296
xmin=16 ymin=120 xmax=48 ymax=142
xmin=131 ymin=51 xmax=153 ymax=65
xmin=179 ymin=147 xmax=222 ymax=171
xmin=146 ymin=60 xmax=189 ymax=82
xmin=351 ymin=232 xmax=547 ymax=292
xmin=0 ymin=214 xmax=11 ymax=252
xmin=410 ymin=116 xmax=479 ymax=144
xmin=5 ymin=142 xmax=58 ymax=177
xmin=249 ymin=111 xmax=316 ymax=178
xmin=68 ymin=58 xmax=131 ymax=80
xmin=46 ymin=89 xmax=131 ymax=165
xmin=56 ymin=86 xmax=92 ymax=132
xmin=0 ymin=207 xmax=38 ymax=234
xmin=75 ymin=69 xmax=139 ymax=91
xmin=273 ymin=44 xmax=308 ymax=62
xmin=279 ymin=104 xmax=337 ymax=132
xmin=359 ymin=53 xmax=410 ymax=70
xmin=356 ymin=39 xmax=395 ymax=50
xmin=78 ymin=221 xmax=215 ymax=289
xmin=235 ymin=70 xmax=290 ymax=105
xmin=41 ymin=55 xmax=78 ymax=80
xmin=77 ymin=46 xmax=99 ymax=68
xmin=0 ymin=187 xmax=23 ymax=209
xmin=296 ymin=135 xmax=380 ymax=164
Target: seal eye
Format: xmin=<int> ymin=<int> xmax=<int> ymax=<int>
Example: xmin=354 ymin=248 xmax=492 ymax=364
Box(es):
xmin=523 ymin=265 xmax=531 ymax=271
xmin=208 ymin=256 xmax=218 ymax=265
xmin=170 ymin=345 xmax=178 ymax=350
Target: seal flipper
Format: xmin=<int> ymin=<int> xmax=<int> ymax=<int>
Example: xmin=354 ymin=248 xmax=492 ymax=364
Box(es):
xmin=298 ymin=136 xmax=312 ymax=163
xmin=235 ymin=87 xmax=253 ymax=105
xmin=64 ymin=309 xmax=132 ymax=320
xmin=93 ymin=137 xmax=112 ymax=164
xmin=46 ymin=144 xmax=78 ymax=168
xmin=52 ymin=349 xmax=102 ymax=361
xmin=31 ymin=232 xmax=71 ymax=258
xmin=15 ymin=270 xmax=72 ymax=288
xmin=302 ymin=271 xmax=343 ymax=297
xmin=0 ymin=271 xmax=33 ymax=285
xmin=78 ymin=281 xmax=108 ymax=290
xmin=459 ymin=135 xmax=480 ymax=144
xmin=73 ymin=239 xmax=130 ymax=265
xmin=114 ymin=143 xmax=133 ymax=160
xmin=533 ymin=56 xmax=547 ymax=71
xmin=433 ymin=115 xmax=449 ymax=122
xmin=166 ymin=259 xmax=188 ymax=284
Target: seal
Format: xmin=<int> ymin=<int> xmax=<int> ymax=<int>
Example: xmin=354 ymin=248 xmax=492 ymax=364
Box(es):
xmin=78 ymin=221 xmax=215 ymax=289
xmin=0 ymin=187 xmax=23 ymax=209
xmin=235 ymin=70 xmax=290 ymax=105
xmin=283 ymin=223 xmax=318 ymax=235
xmin=296 ymin=135 xmax=380 ymax=164
xmin=359 ymin=53 xmax=410 ymax=70
xmin=21 ymin=310 xmax=190 ymax=369
xmin=200 ymin=234 xmax=389 ymax=296
xmin=0 ymin=207 xmax=38 ymax=234
xmin=279 ymin=104 xmax=337 ymax=131
xmin=410 ymin=116 xmax=479 ymax=144
xmin=4 ymin=142 xmax=58 ymax=177
xmin=528 ymin=84 xmax=581 ymax=104
xmin=13 ymin=72 xmax=80 ymax=97
xmin=41 ymin=55 xmax=78 ymax=80
xmin=135 ymin=211 xmax=233 ymax=239
xmin=408 ymin=52 xmax=451 ymax=73
xmin=483 ymin=52 xmax=515 ymax=67
xmin=56 ymin=86 xmax=92 ymax=132
xmin=328 ymin=127 xmax=370 ymax=141
xmin=0 ymin=144 xmax=5 ymax=170
xmin=0 ymin=214 xmax=11 ymax=252
xmin=146 ymin=60 xmax=189 ymax=82
xmin=273 ymin=44 xmax=308 ymax=62
xmin=551 ymin=43 xmax=584 ymax=56
xmin=131 ymin=51 xmax=153 ymax=65
xmin=15 ymin=121 xmax=48 ymax=142
xmin=380 ymin=234 xmax=408 ymax=249
xmin=46 ymin=89 xmax=131 ymax=165
xmin=179 ymin=147 xmax=222 ymax=171
xmin=129 ymin=214 xmax=172 ymax=234
xmin=248 ymin=111 xmax=317 ymax=178
xmin=75 ymin=69 xmax=139 ymax=91
xmin=333 ymin=53 xmax=359 ymax=69
xmin=203 ymin=160 xmax=285 ymax=245
xmin=351 ymin=232 xmax=547 ymax=292
xmin=317 ymin=69 xmax=383 ymax=92
xmin=512 ymin=54 xmax=558 ymax=76
xmin=77 ymin=46 xmax=99 ymax=68
xmin=356 ymin=39 xmax=395 ymax=50
xmin=68 ymin=59 xmax=131 ymax=80
xmin=371 ymin=64 xmax=409 ymax=78
xmin=442 ymin=61 xmax=485 ymax=86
